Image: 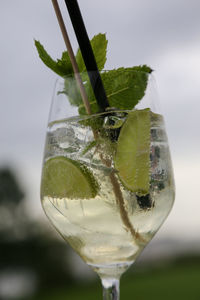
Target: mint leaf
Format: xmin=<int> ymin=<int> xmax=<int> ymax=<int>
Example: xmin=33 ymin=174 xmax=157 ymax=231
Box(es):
xmin=63 ymin=71 xmax=97 ymax=108
xmin=63 ymin=76 xmax=83 ymax=107
xmin=78 ymin=66 xmax=152 ymax=114
xmin=130 ymin=65 xmax=152 ymax=74
xmin=82 ymin=140 xmax=97 ymax=155
xmin=76 ymin=33 xmax=107 ymax=72
xmin=57 ymin=51 xmax=73 ymax=75
xmin=102 ymin=66 xmax=152 ymax=110
xmin=35 ymin=40 xmax=73 ymax=77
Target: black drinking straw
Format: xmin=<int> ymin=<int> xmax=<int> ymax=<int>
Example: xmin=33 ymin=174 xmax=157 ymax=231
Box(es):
xmin=64 ymin=0 xmax=109 ymax=112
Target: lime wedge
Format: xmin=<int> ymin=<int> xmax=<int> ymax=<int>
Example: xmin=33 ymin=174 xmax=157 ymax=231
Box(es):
xmin=41 ymin=156 xmax=98 ymax=199
xmin=114 ymin=109 xmax=151 ymax=195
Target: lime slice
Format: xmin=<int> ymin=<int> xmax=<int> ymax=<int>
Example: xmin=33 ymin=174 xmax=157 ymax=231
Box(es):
xmin=114 ymin=109 xmax=151 ymax=195
xmin=41 ymin=156 xmax=98 ymax=199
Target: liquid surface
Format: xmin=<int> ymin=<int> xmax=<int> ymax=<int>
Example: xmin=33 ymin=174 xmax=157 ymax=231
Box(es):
xmin=41 ymin=112 xmax=175 ymax=266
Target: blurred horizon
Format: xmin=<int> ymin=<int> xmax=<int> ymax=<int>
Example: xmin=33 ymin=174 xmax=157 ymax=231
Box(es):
xmin=0 ymin=164 xmax=199 ymax=299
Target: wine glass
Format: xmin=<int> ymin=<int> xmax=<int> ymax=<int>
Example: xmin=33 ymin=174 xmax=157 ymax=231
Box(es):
xmin=40 ymin=70 xmax=175 ymax=299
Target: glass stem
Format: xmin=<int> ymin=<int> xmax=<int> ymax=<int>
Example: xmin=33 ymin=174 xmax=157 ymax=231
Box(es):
xmin=101 ymin=278 xmax=120 ymax=300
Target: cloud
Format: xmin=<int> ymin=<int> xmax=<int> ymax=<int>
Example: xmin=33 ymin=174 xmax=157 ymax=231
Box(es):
xmin=77 ymin=0 xmax=200 ymax=66
xmin=154 ymin=43 xmax=200 ymax=152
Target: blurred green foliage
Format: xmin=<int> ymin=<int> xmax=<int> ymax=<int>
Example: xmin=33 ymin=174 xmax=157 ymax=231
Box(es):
xmin=0 ymin=168 xmax=75 ymax=294
xmin=0 ymin=167 xmax=200 ymax=300
xmin=29 ymin=256 xmax=200 ymax=300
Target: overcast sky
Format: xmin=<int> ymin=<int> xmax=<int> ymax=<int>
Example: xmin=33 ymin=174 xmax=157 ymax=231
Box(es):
xmin=0 ymin=0 xmax=200 ymax=242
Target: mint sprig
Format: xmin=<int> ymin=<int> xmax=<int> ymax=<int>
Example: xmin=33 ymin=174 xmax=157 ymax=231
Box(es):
xmin=35 ymin=33 xmax=152 ymax=114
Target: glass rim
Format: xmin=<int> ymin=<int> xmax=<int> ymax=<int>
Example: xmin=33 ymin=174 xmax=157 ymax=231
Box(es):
xmin=48 ymin=108 xmax=137 ymax=127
